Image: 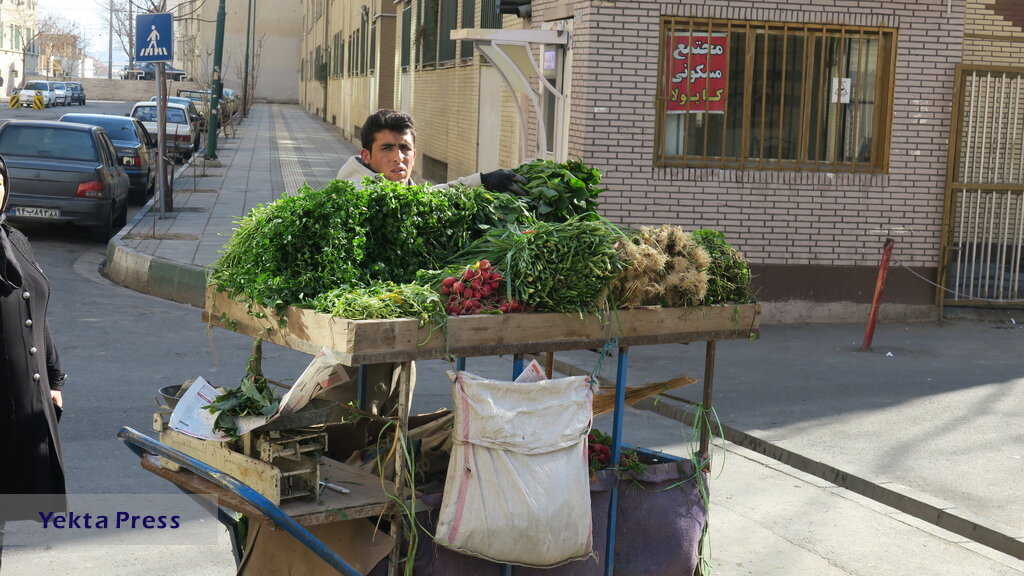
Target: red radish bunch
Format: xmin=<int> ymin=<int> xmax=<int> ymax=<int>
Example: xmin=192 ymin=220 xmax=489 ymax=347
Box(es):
xmin=440 ymin=260 xmax=525 ymax=316
xmin=587 ymin=430 xmax=645 ymax=474
xmin=587 ymin=434 xmax=612 ymax=468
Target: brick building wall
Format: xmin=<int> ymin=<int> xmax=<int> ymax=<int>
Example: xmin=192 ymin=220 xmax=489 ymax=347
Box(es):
xmin=528 ymin=0 xmax=966 ymax=319
xmin=964 ymin=0 xmax=1024 ymax=65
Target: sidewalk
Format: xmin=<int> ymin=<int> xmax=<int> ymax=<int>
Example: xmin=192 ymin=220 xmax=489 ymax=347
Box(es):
xmin=104 ymin=103 xmax=1024 ymax=574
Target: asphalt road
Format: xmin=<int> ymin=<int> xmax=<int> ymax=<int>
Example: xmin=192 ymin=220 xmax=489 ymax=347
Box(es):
xmin=0 ymin=230 xmax=313 ymax=574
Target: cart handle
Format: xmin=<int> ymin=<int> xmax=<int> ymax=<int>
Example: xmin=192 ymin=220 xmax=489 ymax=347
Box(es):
xmin=117 ymin=426 xmax=363 ymax=576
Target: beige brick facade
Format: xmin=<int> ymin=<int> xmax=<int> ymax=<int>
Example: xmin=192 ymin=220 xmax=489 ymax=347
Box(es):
xmin=298 ymin=0 xmax=1024 ymax=317
xmin=964 ymin=0 xmax=1024 ymax=65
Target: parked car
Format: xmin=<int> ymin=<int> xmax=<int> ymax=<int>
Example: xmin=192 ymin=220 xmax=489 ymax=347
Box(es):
xmin=0 ymin=120 xmax=130 ymax=240
xmin=119 ymin=63 xmax=145 ymax=79
xmin=140 ymin=62 xmax=189 ymax=81
xmin=129 ymin=101 xmax=196 ymax=163
xmin=176 ymin=88 xmax=211 ymax=127
xmin=17 ymin=81 xmax=57 ymax=108
xmin=50 ymin=81 xmax=71 ymax=106
xmin=60 ymin=113 xmax=155 ymax=204
xmin=150 ymin=95 xmax=204 ymax=148
xmin=66 ymin=82 xmax=86 ymax=105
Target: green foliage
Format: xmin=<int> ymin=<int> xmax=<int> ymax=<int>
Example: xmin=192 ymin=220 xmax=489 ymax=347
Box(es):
xmin=310 ymin=282 xmax=446 ymax=328
xmin=360 ymin=179 xmax=530 ymax=283
xmin=512 ymin=158 xmax=606 ymax=222
xmin=203 ymin=373 xmax=280 ymax=440
xmin=210 ymin=180 xmax=369 ymax=315
xmin=691 ymin=229 xmax=754 ymax=305
xmin=454 ymin=214 xmax=627 ymax=313
xmin=210 ymin=178 xmax=532 ymax=316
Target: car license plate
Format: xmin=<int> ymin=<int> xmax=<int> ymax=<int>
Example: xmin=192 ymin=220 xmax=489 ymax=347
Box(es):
xmin=122 ymin=157 xmax=136 ymax=166
xmin=10 ymin=207 xmax=60 ymax=218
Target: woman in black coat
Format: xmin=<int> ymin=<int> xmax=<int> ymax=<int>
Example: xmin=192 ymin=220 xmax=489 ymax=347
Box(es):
xmin=0 ymin=156 xmax=68 ymax=567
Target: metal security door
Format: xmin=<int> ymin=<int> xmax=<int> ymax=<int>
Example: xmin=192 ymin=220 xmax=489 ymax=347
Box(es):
xmin=940 ymin=65 xmax=1024 ymax=308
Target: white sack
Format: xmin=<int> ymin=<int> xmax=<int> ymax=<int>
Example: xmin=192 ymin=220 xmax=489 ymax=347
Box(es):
xmin=435 ymin=370 xmax=594 ymax=567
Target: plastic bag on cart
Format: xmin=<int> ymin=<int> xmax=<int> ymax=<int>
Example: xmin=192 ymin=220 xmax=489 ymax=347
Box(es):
xmin=434 ymin=369 xmax=595 ymax=567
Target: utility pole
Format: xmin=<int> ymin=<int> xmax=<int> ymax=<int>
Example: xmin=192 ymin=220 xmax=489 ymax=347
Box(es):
xmin=242 ymin=0 xmax=252 ymax=118
xmin=108 ymin=0 xmax=113 ymax=79
xmin=204 ymin=0 xmax=226 ymax=160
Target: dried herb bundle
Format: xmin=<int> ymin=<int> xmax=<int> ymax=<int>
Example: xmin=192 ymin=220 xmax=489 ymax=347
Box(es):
xmin=610 ymin=225 xmax=711 ymax=308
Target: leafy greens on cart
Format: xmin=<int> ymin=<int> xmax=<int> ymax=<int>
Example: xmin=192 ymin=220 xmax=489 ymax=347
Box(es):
xmin=210 ymin=159 xmax=754 ymax=326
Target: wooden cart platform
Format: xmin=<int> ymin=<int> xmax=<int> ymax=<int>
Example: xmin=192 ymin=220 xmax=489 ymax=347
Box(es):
xmin=203 ymin=286 xmax=762 ymax=364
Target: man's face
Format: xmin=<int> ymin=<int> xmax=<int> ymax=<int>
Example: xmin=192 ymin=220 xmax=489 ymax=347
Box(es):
xmin=361 ymin=129 xmax=416 ymax=184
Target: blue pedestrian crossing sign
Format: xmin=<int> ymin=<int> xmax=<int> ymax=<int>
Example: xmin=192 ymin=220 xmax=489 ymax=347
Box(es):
xmin=136 ymin=13 xmax=173 ymax=62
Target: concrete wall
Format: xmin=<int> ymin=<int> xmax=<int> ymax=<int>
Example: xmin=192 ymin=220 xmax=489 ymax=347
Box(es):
xmin=178 ymin=0 xmax=301 ymax=103
xmin=23 ymin=77 xmax=204 ymax=102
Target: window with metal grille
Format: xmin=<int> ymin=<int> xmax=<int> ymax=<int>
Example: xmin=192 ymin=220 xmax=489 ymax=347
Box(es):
xmin=421 ymin=0 xmax=438 ymax=67
xmin=439 ymin=0 xmax=457 ymax=64
xmin=480 ymin=0 xmax=501 ymax=29
xmin=401 ymin=4 xmax=412 ymax=70
xmin=360 ymin=19 xmax=368 ymax=75
xmin=348 ymin=34 xmax=354 ymax=76
xmin=655 ymin=18 xmax=896 ymax=173
xmin=460 ymin=0 xmax=475 ymax=60
xmin=342 ymin=32 xmax=350 ymax=76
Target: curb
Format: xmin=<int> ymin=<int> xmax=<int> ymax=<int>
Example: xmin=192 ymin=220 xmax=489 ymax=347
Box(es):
xmin=103 ymin=164 xmax=210 ymax=309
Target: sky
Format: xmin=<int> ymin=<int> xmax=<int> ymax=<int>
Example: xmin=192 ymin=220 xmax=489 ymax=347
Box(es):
xmin=37 ymin=0 xmax=127 ymax=64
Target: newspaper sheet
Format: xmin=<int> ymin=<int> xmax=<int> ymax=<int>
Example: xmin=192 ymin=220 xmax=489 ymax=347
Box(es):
xmin=169 ymin=348 xmax=349 ymax=441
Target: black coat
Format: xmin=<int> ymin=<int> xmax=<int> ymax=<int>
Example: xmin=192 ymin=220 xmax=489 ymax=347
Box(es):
xmin=0 ymin=223 xmax=67 ymax=520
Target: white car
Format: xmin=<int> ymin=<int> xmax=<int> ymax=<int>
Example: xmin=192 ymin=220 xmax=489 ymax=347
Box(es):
xmin=17 ymin=81 xmax=57 ymax=108
xmin=129 ymin=101 xmax=196 ymax=163
xmin=51 ymin=81 xmax=71 ymax=106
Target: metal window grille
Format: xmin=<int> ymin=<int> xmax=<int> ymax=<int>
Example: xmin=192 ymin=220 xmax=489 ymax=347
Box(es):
xmin=460 ymin=0 xmax=475 ymax=60
xmin=439 ymin=0 xmax=458 ymax=64
xmin=480 ymin=0 xmax=501 ymax=29
xmin=655 ymin=18 xmax=896 ymax=173
xmin=401 ymin=4 xmax=412 ymax=70
xmin=349 ymin=33 xmax=355 ymax=77
xmin=421 ymin=0 xmax=439 ymax=67
xmin=342 ymin=33 xmax=350 ymax=77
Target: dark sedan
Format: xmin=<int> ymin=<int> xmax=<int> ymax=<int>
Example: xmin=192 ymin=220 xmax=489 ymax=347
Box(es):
xmin=60 ymin=113 xmax=156 ymax=204
xmin=0 ymin=121 xmax=130 ymax=241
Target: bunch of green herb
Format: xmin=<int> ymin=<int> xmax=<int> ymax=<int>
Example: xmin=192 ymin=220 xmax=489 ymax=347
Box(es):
xmin=360 ymin=180 xmax=531 ymax=283
xmin=454 ymin=214 xmax=627 ymax=313
xmin=691 ymin=229 xmax=754 ymax=305
xmin=210 ymin=179 xmax=369 ymax=314
xmin=310 ymin=282 xmax=445 ymax=327
xmin=203 ymin=373 xmax=280 ymax=440
xmin=211 ymin=178 xmax=531 ymax=317
xmin=512 ymin=159 xmax=606 ymax=222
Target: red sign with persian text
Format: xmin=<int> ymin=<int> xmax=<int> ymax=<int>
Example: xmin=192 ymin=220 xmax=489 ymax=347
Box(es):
xmin=666 ymin=34 xmax=729 ymax=113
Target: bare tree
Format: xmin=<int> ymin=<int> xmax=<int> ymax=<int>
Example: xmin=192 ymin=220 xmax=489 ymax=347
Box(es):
xmin=22 ymin=16 xmax=86 ymax=79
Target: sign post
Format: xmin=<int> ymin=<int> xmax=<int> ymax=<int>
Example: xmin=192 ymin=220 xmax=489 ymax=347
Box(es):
xmin=135 ymin=12 xmax=174 ymax=218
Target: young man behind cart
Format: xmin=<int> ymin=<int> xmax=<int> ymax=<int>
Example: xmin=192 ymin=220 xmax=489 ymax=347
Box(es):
xmin=331 ymin=110 xmax=528 ymax=418
xmin=337 ymin=109 xmax=527 ymax=194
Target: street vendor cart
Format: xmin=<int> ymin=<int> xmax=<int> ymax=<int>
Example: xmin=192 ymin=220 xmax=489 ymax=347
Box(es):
xmin=121 ymin=284 xmax=760 ymax=575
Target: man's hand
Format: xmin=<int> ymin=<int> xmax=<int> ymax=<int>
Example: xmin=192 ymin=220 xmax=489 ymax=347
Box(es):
xmin=481 ymin=169 xmax=530 ymax=196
